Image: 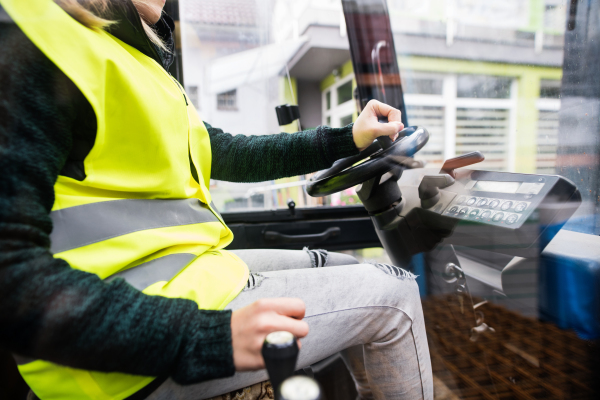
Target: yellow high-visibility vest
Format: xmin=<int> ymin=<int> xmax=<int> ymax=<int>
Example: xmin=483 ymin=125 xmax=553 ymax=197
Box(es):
xmin=1 ymin=0 xmax=249 ymax=398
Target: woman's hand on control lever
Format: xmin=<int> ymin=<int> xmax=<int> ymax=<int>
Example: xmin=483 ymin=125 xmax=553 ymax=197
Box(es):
xmin=231 ymin=298 xmax=309 ymax=371
xmin=352 ymin=99 xmax=404 ymax=151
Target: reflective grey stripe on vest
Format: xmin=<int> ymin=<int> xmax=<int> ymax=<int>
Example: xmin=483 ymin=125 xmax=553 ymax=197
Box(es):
xmin=106 ymin=253 xmax=196 ymax=291
xmin=50 ymin=199 xmax=219 ymax=254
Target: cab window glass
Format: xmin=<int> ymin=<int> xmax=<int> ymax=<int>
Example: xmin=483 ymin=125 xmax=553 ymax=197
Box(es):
xmin=456 ymin=75 xmax=512 ymax=99
xmin=177 ymin=2 xmax=599 ymax=399
xmin=336 ymin=80 xmax=353 ymax=105
xmin=180 ymin=0 xmax=599 ymax=237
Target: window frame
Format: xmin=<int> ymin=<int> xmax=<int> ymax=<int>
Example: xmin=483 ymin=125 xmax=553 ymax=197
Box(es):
xmin=322 ymin=74 xmax=356 ymax=128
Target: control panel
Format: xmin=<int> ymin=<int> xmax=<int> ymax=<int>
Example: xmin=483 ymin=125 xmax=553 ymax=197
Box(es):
xmin=437 ymin=172 xmax=567 ymax=230
xmin=395 ymin=167 xmax=581 ymax=258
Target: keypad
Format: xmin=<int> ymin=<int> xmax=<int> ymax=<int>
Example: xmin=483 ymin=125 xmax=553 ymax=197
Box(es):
xmin=492 ymin=212 xmax=504 ymax=222
xmin=444 ymin=195 xmax=529 ymax=227
xmin=506 ymin=214 xmax=519 ymax=224
xmin=515 ymin=202 xmax=528 ymax=213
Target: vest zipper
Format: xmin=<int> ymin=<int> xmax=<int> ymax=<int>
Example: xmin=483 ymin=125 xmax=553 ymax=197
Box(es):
xmin=170 ymin=73 xmax=189 ymax=106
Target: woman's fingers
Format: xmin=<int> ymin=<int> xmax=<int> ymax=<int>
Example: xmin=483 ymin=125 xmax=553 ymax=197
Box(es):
xmin=370 ymin=100 xmax=403 ymax=123
xmin=269 ymin=314 xmax=310 ymax=338
xmin=352 ymin=99 xmax=404 ymax=150
xmin=255 ymin=297 xmax=306 ymax=320
xmin=375 ymin=119 xmax=404 ymax=137
xmin=366 ymin=100 xmax=404 ymax=137
xmin=231 ymin=298 xmax=310 ymax=371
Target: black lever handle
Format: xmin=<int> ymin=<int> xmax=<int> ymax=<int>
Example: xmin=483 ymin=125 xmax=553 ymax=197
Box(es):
xmin=262 ymin=331 xmax=299 ymax=400
xmin=264 ymin=227 xmax=340 ymax=244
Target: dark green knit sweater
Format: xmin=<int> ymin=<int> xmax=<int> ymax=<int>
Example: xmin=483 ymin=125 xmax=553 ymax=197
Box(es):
xmin=0 ymin=3 xmax=358 ymax=388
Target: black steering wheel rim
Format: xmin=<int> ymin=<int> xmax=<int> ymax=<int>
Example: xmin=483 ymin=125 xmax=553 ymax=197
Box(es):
xmin=306 ymin=126 xmax=429 ymax=197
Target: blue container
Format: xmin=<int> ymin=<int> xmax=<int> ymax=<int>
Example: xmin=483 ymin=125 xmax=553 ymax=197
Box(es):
xmin=539 ymin=224 xmax=600 ymax=340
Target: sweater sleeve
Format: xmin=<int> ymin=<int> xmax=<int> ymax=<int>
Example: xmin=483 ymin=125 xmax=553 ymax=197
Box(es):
xmin=207 ymin=123 xmax=360 ymax=183
xmin=0 ymin=11 xmax=233 ymax=384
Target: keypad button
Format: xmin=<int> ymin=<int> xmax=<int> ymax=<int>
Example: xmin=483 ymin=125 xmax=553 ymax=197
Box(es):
xmin=456 ymin=196 xmax=466 ymax=205
xmin=476 ymin=198 xmax=488 ymax=207
xmin=492 ymin=212 xmax=504 ymax=222
xmin=515 ymin=202 xmax=528 ymax=213
xmin=469 ymin=209 xmax=480 ymax=218
xmin=458 ymin=207 xmax=469 ymax=217
xmin=506 ymin=214 xmax=519 ymax=225
xmin=501 ymin=201 xmax=513 ymax=211
xmin=448 ymin=206 xmax=459 ymax=214
xmin=488 ymin=199 xmax=500 ymax=209
xmin=466 ymin=197 xmax=477 ymax=206
xmin=480 ymin=211 xmax=492 ymax=219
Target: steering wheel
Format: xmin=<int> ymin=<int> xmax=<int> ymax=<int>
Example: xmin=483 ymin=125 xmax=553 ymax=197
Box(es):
xmin=306 ymin=126 xmax=429 ymax=197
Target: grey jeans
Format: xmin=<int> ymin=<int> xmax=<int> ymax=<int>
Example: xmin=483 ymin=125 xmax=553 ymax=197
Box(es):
xmin=148 ymin=249 xmax=433 ymax=400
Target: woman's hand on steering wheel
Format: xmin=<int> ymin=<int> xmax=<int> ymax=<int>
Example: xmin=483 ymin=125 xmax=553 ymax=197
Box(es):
xmin=352 ymin=100 xmax=404 ymax=151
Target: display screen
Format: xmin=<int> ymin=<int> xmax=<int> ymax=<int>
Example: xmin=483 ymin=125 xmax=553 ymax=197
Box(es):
xmin=516 ymin=182 xmax=545 ymax=195
xmin=471 ymin=181 xmax=522 ymax=193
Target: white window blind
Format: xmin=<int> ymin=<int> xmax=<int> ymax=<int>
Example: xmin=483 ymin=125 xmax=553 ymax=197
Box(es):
xmin=536 ymin=109 xmax=559 ymax=174
xmin=456 ymin=108 xmax=511 ymax=171
xmin=406 ymin=105 xmax=445 ymax=167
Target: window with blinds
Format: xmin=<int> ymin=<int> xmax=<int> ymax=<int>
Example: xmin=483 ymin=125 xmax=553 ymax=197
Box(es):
xmin=407 ymin=105 xmax=445 ymax=167
xmin=325 ymin=71 xmax=516 ymax=170
xmin=536 ymin=79 xmax=561 ymax=174
xmin=456 ymin=108 xmax=510 ymax=171
xmin=536 ymin=110 xmax=560 ymax=174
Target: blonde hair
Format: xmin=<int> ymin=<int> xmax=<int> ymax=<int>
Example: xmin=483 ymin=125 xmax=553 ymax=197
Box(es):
xmin=54 ymin=0 xmax=168 ymax=51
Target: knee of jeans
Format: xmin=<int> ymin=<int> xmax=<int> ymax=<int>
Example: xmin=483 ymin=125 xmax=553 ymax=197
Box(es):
xmin=368 ymin=263 xmax=420 ymax=300
xmin=355 ymin=263 xmax=422 ymax=315
xmin=368 ymin=262 xmax=418 ymax=281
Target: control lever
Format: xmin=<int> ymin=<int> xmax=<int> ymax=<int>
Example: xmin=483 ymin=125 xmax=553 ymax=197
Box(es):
xmin=263 ymin=331 xmax=323 ymax=400
xmin=418 ymin=174 xmax=455 ymax=209
xmin=440 ymin=151 xmax=485 ymax=178
xmin=280 ymin=376 xmax=323 ymax=400
xmin=262 ymin=331 xmax=299 ymax=399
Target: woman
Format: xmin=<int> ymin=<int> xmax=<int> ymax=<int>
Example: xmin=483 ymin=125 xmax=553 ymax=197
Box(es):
xmin=0 ymin=0 xmax=432 ymax=399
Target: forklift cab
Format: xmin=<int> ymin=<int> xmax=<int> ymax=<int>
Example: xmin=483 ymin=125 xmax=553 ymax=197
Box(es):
xmin=167 ymin=0 xmax=599 ymax=398
xmin=1 ymin=1 xmax=598 ymax=399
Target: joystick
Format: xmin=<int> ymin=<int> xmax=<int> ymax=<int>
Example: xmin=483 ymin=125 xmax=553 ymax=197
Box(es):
xmin=262 ymin=331 xmax=323 ymax=400
xmin=280 ymin=376 xmax=323 ymax=400
xmin=262 ymin=331 xmax=299 ymax=399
